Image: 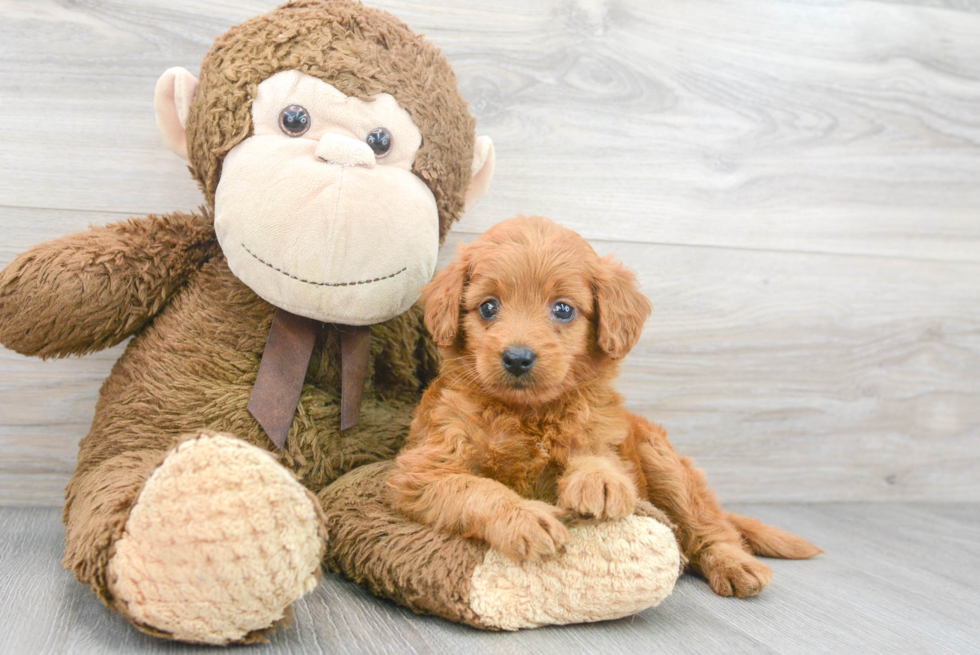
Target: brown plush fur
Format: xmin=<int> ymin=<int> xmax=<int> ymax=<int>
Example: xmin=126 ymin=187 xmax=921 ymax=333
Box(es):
xmin=390 ymin=216 xmax=821 ymax=597
xmin=0 ymin=0 xmax=472 ymax=641
xmin=320 ymin=461 xmax=491 ymax=628
xmin=57 ymin=254 xmax=435 ymax=608
xmin=324 ymin=461 xmax=681 ymax=630
xmin=0 ymin=211 xmax=219 ymax=358
xmin=187 ymin=0 xmax=475 ymax=236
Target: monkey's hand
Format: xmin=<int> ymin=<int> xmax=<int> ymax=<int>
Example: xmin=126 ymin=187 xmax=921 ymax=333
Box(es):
xmin=0 ymin=210 xmax=217 ymax=357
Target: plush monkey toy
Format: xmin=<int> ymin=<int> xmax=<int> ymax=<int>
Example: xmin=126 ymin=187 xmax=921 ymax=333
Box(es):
xmin=0 ymin=0 xmax=680 ymax=644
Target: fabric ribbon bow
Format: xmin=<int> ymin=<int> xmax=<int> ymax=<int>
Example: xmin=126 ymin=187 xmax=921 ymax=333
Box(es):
xmin=247 ymin=308 xmax=371 ymax=450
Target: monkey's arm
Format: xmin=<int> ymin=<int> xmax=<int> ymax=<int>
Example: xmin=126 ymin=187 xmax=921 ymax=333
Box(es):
xmin=0 ymin=210 xmax=218 ymax=358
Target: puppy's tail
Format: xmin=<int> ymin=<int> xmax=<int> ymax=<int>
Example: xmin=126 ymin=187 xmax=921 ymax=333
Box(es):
xmin=727 ymin=512 xmax=823 ymax=559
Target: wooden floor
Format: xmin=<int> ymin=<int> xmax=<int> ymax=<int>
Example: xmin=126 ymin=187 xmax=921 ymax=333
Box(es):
xmin=1 ymin=503 xmax=977 ymax=654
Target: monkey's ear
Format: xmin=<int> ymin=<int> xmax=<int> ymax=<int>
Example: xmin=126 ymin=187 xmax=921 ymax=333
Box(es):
xmin=594 ymin=255 xmax=652 ymax=359
xmin=422 ymin=244 xmax=470 ymax=349
xmin=154 ymin=67 xmax=199 ymax=160
xmin=463 ymin=136 xmax=495 ymax=212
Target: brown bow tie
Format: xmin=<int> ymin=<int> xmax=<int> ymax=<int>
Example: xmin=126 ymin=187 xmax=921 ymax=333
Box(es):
xmin=247 ymin=308 xmax=371 ymax=450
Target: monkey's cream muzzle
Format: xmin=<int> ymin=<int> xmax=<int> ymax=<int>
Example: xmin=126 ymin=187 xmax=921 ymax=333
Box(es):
xmin=157 ymin=66 xmax=495 ymax=325
xmin=213 ymin=70 xmax=439 ymax=325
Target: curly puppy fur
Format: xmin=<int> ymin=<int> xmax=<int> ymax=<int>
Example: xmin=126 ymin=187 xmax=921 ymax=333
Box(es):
xmin=390 ymin=216 xmax=821 ymax=598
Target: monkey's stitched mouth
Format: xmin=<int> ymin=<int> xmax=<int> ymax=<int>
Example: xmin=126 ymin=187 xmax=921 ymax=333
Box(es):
xmin=242 ymin=243 xmax=407 ymax=287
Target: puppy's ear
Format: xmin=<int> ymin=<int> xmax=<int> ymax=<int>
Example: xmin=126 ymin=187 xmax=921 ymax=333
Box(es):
xmin=594 ymin=255 xmax=652 ymax=359
xmin=422 ymin=244 xmax=470 ymax=348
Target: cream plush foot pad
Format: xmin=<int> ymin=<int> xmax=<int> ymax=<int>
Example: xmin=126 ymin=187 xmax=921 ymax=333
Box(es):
xmin=469 ymin=515 xmax=681 ymax=630
xmin=107 ymin=433 xmax=324 ymax=644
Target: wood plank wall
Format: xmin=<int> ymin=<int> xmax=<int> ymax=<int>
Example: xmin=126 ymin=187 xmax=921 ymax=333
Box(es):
xmin=1 ymin=0 xmax=978 ymax=505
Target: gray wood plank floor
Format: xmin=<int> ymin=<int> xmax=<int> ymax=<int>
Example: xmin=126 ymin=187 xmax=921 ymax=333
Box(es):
xmin=1 ymin=504 xmax=977 ymax=655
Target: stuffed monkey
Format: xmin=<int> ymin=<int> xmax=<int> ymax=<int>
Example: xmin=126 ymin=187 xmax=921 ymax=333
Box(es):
xmin=0 ymin=0 xmax=680 ymax=644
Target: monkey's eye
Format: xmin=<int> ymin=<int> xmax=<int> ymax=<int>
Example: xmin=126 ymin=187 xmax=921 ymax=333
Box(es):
xmin=366 ymin=127 xmax=392 ymax=157
xmin=478 ymin=298 xmax=499 ymax=321
xmin=279 ymin=105 xmax=311 ymax=137
xmin=552 ymin=301 xmax=575 ymax=322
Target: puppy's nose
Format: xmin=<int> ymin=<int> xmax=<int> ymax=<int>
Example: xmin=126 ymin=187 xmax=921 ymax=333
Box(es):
xmin=501 ymin=346 xmax=536 ymax=377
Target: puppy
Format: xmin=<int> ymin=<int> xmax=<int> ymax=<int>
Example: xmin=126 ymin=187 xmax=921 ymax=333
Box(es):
xmin=390 ymin=216 xmax=820 ymax=598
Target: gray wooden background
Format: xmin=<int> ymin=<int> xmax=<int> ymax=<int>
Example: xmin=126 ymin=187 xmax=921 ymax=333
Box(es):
xmin=1 ymin=0 xmax=978 ymax=506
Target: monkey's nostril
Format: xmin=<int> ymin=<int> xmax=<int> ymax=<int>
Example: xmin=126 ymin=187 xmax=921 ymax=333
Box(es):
xmin=501 ymin=346 xmax=536 ymax=377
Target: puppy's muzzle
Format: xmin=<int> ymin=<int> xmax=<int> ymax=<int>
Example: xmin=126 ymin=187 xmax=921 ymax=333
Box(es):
xmin=501 ymin=346 xmax=536 ymax=377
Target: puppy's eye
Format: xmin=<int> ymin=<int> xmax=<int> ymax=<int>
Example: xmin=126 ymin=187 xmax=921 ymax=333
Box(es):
xmin=479 ymin=299 xmax=499 ymax=320
xmin=279 ymin=105 xmax=311 ymax=137
xmin=552 ymin=301 xmax=575 ymax=322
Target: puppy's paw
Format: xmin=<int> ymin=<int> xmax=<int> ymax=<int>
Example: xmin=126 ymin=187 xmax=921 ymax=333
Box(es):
xmin=559 ymin=464 xmax=637 ymax=520
xmin=699 ymin=543 xmax=773 ymax=598
xmin=485 ymin=500 xmax=569 ymax=562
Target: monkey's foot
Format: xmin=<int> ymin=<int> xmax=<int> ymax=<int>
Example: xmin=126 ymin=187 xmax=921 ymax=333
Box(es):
xmin=469 ymin=513 xmax=681 ymax=629
xmin=322 ymin=462 xmax=682 ymax=630
xmin=107 ymin=432 xmax=325 ymax=644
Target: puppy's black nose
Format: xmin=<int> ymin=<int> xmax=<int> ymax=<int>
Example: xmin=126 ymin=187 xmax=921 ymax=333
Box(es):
xmin=501 ymin=346 xmax=536 ymax=376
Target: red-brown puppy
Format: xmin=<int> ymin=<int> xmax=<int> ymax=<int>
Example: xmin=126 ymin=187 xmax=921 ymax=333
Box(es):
xmin=390 ymin=216 xmax=820 ymax=598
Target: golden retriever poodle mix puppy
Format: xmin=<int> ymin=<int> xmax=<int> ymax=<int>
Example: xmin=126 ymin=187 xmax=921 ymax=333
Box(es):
xmin=390 ymin=215 xmax=820 ymax=598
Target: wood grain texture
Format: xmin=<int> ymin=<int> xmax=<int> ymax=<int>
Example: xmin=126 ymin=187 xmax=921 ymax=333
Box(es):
xmin=1 ymin=0 xmax=979 ymax=504
xmin=3 ymin=0 xmax=980 ymax=259
xmin=2 ymin=504 xmax=978 ymax=654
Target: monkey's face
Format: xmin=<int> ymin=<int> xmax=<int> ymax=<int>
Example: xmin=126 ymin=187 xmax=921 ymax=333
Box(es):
xmin=213 ymin=70 xmax=439 ymax=325
xmin=155 ymin=4 xmax=495 ymax=325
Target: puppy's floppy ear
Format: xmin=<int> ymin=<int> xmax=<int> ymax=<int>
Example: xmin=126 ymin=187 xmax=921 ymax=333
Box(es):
xmin=422 ymin=244 xmax=470 ymax=348
xmin=594 ymin=255 xmax=652 ymax=359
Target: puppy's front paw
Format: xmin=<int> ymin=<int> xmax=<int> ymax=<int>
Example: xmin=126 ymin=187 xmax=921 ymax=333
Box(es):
xmin=559 ymin=464 xmax=637 ymax=520
xmin=485 ymin=500 xmax=569 ymax=561
xmin=699 ymin=543 xmax=773 ymax=598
